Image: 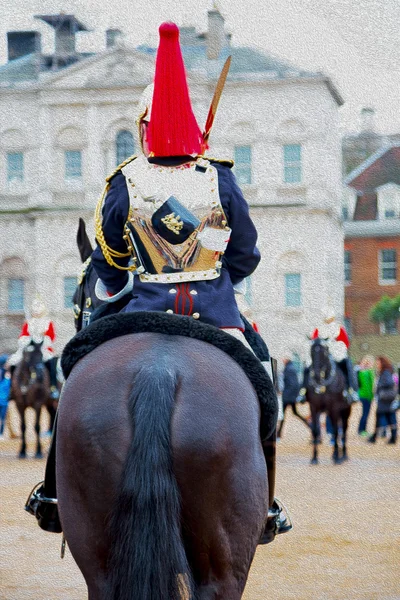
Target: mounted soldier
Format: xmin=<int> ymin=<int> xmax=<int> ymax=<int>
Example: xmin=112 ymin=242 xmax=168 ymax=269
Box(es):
xmin=26 ymin=22 xmax=291 ymax=545
xmin=7 ymin=296 xmax=59 ymax=399
xmin=298 ymin=306 xmax=358 ymax=403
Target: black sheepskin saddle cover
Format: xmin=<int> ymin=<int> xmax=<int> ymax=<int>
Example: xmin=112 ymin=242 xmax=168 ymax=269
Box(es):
xmin=61 ymin=311 xmax=277 ymax=439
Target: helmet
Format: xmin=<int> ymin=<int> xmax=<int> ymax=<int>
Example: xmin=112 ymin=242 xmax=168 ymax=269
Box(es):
xmin=138 ymin=22 xmax=203 ymax=157
xmin=30 ymin=296 xmax=48 ymax=319
xmin=321 ymin=306 xmax=336 ymax=323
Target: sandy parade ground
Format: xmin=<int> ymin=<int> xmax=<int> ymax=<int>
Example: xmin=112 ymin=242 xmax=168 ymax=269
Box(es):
xmin=0 ymin=400 xmax=399 ymax=600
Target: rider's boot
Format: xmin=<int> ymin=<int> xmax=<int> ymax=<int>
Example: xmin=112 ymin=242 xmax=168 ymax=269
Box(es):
xmin=296 ymin=387 xmax=307 ymax=403
xmin=296 ymin=367 xmax=309 ymax=403
xmin=25 ymin=412 xmax=62 ymax=533
xmin=258 ymin=429 xmax=292 ymax=545
xmin=45 ymin=358 xmax=59 ymax=399
xmin=339 ymin=359 xmax=359 ymax=404
xmin=237 ymin=320 xmax=293 ymax=544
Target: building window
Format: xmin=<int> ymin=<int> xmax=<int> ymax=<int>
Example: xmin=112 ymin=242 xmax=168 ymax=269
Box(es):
xmin=283 ymin=144 xmax=302 ymax=184
xmin=65 ymin=150 xmax=82 ymax=180
xmin=8 ymin=278 xmax=24 ymax=312
xmin=7 ymin=152 xmax=24 ymax=182
xmin=377 ymin=183 xmax=400 ymax=220
xmin=285 ymin=273 xmax=301 ymax=307
xmin=234 ymin=145 xmax=252 ymax=184
xmin=64 ymin=276 xmax=76 ymax=308
xmin=116 ymin=130 xmax=135 ymax=166
xmin=344 ymin=250 xmax=351 ymax=284
xmin=379 ymin=249 xmax=397 ymax=284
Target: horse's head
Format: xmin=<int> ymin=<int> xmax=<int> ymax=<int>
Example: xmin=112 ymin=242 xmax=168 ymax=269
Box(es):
xmin=22 ymin=340 xmax=45 ymax=383
xmin=73 ymin=218 xmax=103 ymax=332
xmin=310 ymin=337 xmax=330 ymax=381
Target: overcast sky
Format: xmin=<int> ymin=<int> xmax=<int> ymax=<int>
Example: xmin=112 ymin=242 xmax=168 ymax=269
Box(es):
xmin=1 ymin=0 xmax=399 ymax=135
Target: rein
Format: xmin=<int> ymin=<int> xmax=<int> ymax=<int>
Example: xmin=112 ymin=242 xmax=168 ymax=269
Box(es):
xmin=309 ymin=356 xmax=336 ymax=394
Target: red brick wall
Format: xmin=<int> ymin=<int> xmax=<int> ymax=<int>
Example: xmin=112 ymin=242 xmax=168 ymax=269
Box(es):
xmin=345 ymin=236 xmax=400 ymax=335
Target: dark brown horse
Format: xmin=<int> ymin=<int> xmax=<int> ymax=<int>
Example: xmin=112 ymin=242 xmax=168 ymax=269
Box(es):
xmin=57 ymin=334 xmax=269 ymax=599
xmin=12 ymin=341 xmax=51 ymax=459
xmin=306 ymin=338 xmax=351 ymax=465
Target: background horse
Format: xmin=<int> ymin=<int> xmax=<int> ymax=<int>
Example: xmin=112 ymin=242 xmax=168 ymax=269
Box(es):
xmin=57 ymin=333 xmax=270 ymax=599
xmin=12 ymin=341 xmax=51 ymax=458
xmin=306 ymin=338 xmax=351 ymax=465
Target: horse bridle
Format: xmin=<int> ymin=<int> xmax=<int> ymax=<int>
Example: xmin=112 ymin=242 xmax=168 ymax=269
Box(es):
xmin=309 ymin=355 xmax=337 ymax=394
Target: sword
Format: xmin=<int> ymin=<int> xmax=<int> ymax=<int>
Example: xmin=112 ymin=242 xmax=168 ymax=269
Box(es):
xmin=202 ymin=55 xmax=232 ymax=146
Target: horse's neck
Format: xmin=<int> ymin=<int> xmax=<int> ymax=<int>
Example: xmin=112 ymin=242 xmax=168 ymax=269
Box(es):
xmin=312 ymin=355 xmax=331 ymax=381
xmin=16 ymin=363 xmax=30 ymax=384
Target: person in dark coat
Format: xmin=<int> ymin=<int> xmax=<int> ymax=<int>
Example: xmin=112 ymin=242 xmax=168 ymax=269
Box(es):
xmin=368 ymin=356 xmax=397 ymax=444
xmin=278 ymin=357 xmax=310 ymax=438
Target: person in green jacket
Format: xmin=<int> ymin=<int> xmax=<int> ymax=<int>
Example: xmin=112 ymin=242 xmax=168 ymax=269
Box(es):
xmin=357 ymin=355 xmax=375 ymax=436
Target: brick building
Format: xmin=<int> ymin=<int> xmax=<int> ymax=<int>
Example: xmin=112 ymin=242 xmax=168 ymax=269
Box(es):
xmin=343 ymin=144 xmax=400 ymax=360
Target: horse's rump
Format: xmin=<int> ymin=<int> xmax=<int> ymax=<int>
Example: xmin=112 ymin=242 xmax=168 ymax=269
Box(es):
xmin=56 ymin=333 xmax=268 ymax=599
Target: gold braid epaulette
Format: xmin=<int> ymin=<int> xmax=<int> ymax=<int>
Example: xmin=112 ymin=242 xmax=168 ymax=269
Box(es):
xmin=94 ymin=155 xmax=137 ymax=271
xmin=198 ymin=156 xmax=234 ymax=168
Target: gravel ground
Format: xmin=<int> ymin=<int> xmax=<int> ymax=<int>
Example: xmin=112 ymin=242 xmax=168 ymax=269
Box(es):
xmin=0 ymin=402 xmax=399 ymax=600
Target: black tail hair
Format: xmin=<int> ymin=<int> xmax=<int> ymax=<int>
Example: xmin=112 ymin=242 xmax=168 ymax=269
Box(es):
xmin=105 ymin=364 xmax=192 ymax=600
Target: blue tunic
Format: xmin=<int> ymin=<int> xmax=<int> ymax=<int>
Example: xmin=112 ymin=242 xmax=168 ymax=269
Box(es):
xmin=91 ymin=158 xmax=261 ymax=330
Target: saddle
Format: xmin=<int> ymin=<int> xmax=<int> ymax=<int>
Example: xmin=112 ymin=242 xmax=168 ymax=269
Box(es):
xmin=61 ymin=311 xmax=277 ymax=440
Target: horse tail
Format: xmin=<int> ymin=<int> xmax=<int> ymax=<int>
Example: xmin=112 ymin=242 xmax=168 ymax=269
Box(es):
xmin=105 ymin=363 xmax=192 ymax=600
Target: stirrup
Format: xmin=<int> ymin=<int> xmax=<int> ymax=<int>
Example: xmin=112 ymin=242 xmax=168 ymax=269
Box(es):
xmin=296 ymin=388 xmax=307 ymax=404
xmin=259 ymin=498 xmax=293 ymax=545
xmin=25 ymin=481 xmax=62 ymax=533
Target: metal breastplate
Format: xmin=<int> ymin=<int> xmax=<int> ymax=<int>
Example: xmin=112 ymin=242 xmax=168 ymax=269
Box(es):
xmin=121 ymin=156 xmax=231 ymax=284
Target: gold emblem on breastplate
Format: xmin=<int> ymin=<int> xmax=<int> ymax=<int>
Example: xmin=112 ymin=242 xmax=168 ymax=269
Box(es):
xmin=161 ymin=212 xmax=183 ymax=235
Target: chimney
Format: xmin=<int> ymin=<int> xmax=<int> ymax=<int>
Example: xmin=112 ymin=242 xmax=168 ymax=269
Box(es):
xmin=7 ymin=31 xmax=41 ymax=61
xmin=361 ymin=107 xmax=376 ymax=133
xmin=106 ymin=28 xmax=123 ymax=48
xmin=207 ymin=8 xmax=226 ymax=60
xmin=35 ymin=14 xmax=89 ymax=58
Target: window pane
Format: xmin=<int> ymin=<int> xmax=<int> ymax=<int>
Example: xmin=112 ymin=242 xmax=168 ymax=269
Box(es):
xmin=116 ymin=130 xmax=135 ymax=166
xmin=283 ymin=144 xmax=302 ymax=184
xmin=285 ymin=273 xmax=301 ymax=307
xmin=236 ymin=166 xmax=252 ymax=185
xmin=7 ymin=152 xmax=24 ymax=182
xmin=382 ymin=267 xmax=396 ymax=280
xmin=382 ymin=249 xmax=396 ymax=262
xmin=8 ymin=279 xmax=24 ymax=312
xmin=234 ymin=145 xmax=252 ymax=184
xmin=380 ymin=249 xmax=397 ymax=281
xmin=65 ymin=150 xmax=82 ymax=179
xmin=284 ymin=166 xmax=301 ymax=184
xmin=284 ymin=144 xmax=301 ymax=162
xmin=64 ymin=276 xmax=77 ymax=308
xmin=234 ymin=145 xmax=251 ymax=163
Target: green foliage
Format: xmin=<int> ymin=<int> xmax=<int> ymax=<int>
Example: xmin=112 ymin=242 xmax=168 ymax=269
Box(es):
xmin=369 ymin=295 xmax=400 ymax=326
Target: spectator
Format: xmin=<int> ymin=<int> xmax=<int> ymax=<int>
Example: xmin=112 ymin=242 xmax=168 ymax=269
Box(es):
xmin=278 ymin=356 xmax=310 ymax=438
xmin=0 ymin=355 xmax=11 ymax=440
xmin=357 ymin=355 xmax=375 ymax=436
xmin=368 ymin=356 xmax=397 ymax=445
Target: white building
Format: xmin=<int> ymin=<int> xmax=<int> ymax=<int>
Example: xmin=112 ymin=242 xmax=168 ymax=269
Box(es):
xmin=0 ymin=9 xmax=344 ymax=365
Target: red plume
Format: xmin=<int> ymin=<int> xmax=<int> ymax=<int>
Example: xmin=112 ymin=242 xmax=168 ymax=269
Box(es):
xmin=147 ymin=22 xmax=203 ymax=157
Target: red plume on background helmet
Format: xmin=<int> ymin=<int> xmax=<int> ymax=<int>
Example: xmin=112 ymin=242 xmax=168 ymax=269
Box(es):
xmin=147 ymin=22 xmax=204 ymax=157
